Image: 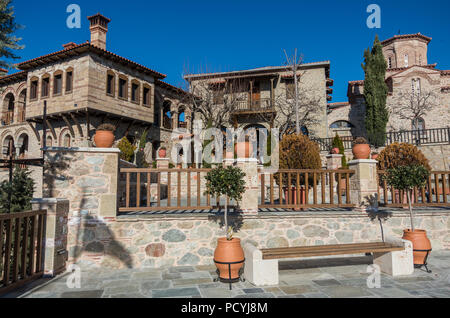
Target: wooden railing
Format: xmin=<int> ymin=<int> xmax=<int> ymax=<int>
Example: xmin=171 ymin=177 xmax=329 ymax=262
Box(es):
xmin=0 ymin=210 xmax=46 ymax=295
xmin=259 ymin=169 xmax=355 ymax=209
xmin=1 ymin=111 xmax=14 ymax=126
xmin=378 ymin=171 xmax=450 ymax=207
xmin=234 ymin=98 xmax=275 ymax=113
xmin=119 ymin=168 xmax=218 ymax=212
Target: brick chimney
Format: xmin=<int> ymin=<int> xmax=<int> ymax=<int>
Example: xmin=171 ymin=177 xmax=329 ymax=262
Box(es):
xmin=87 ymin=13 xmax=111 ymax=50
xmin=63 ymin=42 xmax=77 ymax=50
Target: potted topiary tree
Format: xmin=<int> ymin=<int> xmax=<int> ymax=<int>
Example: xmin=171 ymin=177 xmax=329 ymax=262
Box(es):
xmin=352 ymin=136 xmax=370 ymax=159
xmin=94 ymin=123 xmax=116 ymax=148
xmin=277 ymin=134 xmax=322 ymax=205
xmin=384 ymin=165 xmax=432 ymax=269
xmin=118 ymin=137 xmax=136 ymax=163
xmin=377 ymin=142 xmax=431 ymax=205
xmin=205 ymin=165 xmax=246 ymax=282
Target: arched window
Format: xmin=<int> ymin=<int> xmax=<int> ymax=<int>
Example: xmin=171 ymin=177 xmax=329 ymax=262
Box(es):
xmin=163 ymin=100 xmax=172 ymax=130
xmin=30 ymin=77 xmax=39 ymax=100
xmin=46 ymin=135 xmax=53 ymax=147
xmin=330 ymin=121 xmax=354 ymax=129
xmin=404 ymin=54 xmax=409 ymax=67
xmin=412 ymin=78 xmax=421 ymax=96
xmin=18 ymin=133 xmax=28 ymax=159
xmin=412 ymin=118 xmax=425 ymax=131
xmin=2 ymin=93 xmax=15 ymax=125
xmin=63 ymin=133 xmax=71 ymax=147
xmin=2 ymin=135 xmax=14 ymax=158
xmin=388 ymin=57 xmax=392 ymax=69
xmin=178 ymin=106 xmax=186 ymax=128
xmin=18 ymin=90 xmax=26 ymax=122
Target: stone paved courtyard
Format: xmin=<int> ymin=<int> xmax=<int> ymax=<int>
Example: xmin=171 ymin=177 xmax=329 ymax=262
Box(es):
xmin=3 ymin=250 xmax=450 ymax=298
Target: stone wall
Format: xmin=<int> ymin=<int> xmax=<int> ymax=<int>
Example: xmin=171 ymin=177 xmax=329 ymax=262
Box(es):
xmin=67 ymin=210 xmax=450 ymax=269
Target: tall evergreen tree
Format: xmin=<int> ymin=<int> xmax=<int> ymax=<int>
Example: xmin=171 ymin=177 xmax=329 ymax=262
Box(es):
xmin=362 ymin=35 xmax=389 ymax=148
xmin=0 ymin=0 xmax=23 ymax=70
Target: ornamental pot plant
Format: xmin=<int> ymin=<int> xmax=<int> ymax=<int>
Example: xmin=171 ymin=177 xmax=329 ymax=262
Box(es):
xmin=158 ymin=147 xmax=167 ymax=158
xmin=205 ymin=166 xmax=246 ymax=281
xmin=384 ymin=164 xmax=432 ymax=267
xmin=94 ymin=123 xmax=116 ymax=148
xmin=352 ymin=137 xmax=370 ymax=159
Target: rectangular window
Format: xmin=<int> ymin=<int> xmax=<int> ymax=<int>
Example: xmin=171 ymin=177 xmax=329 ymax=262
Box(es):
xmin=42 ymin=77 xmax=50 ymax=97
xmin=285 ymin=79 xmax=295 ymax=99
xmin=107 ymin=74 xmax=115 ymax=95
xmin=30 ymin=80 xmax=38 ymax=100
xmin=143 ymin=86 xmax=151 ymax=106
xmin=213 ymin=88 xmax=224 ymax=104
xmin=131 ymin=83 xmax=139 ymax=103
xmin=404 ymin=54 xmax=409 ymax=67
xmin=54 ymin=74 xmax=62 ymax=95
xmin=66 ymin=71 xmax=73 ymax=92
xmin=119 ymin=78 xmax=128 ymax=99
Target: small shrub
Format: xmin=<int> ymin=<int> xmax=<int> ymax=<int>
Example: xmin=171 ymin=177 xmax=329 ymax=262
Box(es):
xmin=96 ymin=123 xmax=116 ymax=132
xmin=332 ymin=134 xmax=348 ymax=168
xmin=352 ymin=136 xmax=368 ymax=145
xmin=118 ymin=137 xmax=136 ymax=162
xmin=377 ymin=142 xmax=431 ymax=171
xmin=0 ymin=167 xmax=35 ymax=213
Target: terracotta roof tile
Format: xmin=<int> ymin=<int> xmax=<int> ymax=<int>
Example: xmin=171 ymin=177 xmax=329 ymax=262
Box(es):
xmin=381 ymin=33 xmax=432 ymax=45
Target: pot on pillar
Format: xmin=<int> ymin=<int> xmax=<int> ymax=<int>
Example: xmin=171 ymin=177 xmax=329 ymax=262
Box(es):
xmin=352 ymin=137 xmax=370 ymax=160
xmin=94 ymin=123 xmax=116 ymax=148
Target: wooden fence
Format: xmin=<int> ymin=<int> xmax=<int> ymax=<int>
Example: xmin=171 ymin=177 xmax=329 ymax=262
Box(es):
xmin=119 ymin=168 xmax=218 ymax=212
xmin=259 ymin=169 xmax=355 ymax=209
xmin=0 ymin=210 xmax=46 ymax=295
xmin=378 ymin=171 xmax=450 ymax=207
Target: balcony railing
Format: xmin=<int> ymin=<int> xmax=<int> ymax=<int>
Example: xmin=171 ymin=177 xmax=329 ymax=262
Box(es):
xmin=234 ymin=98 xmax=275 ymax=113
xmin=1 ymin=111 xmax=14 ymax=125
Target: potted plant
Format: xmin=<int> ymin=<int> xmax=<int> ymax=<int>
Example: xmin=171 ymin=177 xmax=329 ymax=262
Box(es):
xmin=158 ymin=147 xmax=167 ymax=158
xmin=352 ymin=136 xmax=370 ymax=159
xmin=205 ymin=166 xmax=246 ymax=281
xmin=118 ymin=137 xmax=136 ymax=163
xmin=94 ymin=123 xmax=116 ymax=148
xmin=384 ymin=165 xmax=432 ymax=269
xmin=276 ymin=134 xmax=321 ymax=206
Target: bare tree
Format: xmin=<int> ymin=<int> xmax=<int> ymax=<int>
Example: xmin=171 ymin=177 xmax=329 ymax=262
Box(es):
xmin=283 ymin=49 xmax=303 ymax=134
xmin=182 ymin=73 xmax=248 ymax=129
xmin=390 ymin=89 xmax=439 ymax=130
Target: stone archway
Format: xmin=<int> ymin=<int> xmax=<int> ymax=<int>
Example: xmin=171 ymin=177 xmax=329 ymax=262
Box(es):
xmin=17 ymin=133 xmax=29 ymax=159
xmin=2 ymin=93 xmax=15 ymax=125
xmin=2 ymin=135 xmax=14 ymax=158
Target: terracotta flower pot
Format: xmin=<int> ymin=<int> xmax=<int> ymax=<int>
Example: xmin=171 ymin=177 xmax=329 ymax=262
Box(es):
xmin=94 ymin=130 xmax=115 ymax=148
xmin=371 ymin=153 xmax=379 ymax=160
xmin=235 ymin=142 xmax=253 ymax=159
xmin=402 ymin=229 xmax=432 ymax=266
xmin=352 ymin=144 xmax=370 ymax=159
xmin=158 ymin=148 xmax=167 ymax=158
xmin=331 ymin=147 xmax=340 ymax=154
xmin=214 ymin=238 xmax=245 ymax=280
xmin=283 ymin=186 xmax=306 ymax=205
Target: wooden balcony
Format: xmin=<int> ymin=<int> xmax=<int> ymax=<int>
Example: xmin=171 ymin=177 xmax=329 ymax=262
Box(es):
xmin=232 ymin=98 xmax=276 ymax=114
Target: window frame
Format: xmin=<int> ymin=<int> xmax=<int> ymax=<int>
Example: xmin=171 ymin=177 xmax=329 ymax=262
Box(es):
xmin=118 ymin=76 xmax=128 ymax=100
xmin=131 ymin=80 xmax=140 ymax=104
xmin=53 ymin=71 xmax=63 ymax=96
xmin=30 ymin=77 xmax=39 ymax=101
xmin=41 ymin=74 xmax=50 ymax=99
xmin=143 ymin=84 xmax=152 ymax=107
xmin=106 ymin=71 xmax=115 ymax=97
xmin=65 ymin=67 xmax=74 ymax=93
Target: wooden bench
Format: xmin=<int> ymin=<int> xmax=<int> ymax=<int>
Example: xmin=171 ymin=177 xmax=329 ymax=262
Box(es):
xmin=244 ymin=238 xmax=414 ymax=287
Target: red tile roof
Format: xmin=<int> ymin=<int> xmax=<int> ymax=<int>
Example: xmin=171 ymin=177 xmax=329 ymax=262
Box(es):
xmin=155 ymin=79 xmax=190 ymax=96
xmin=381 ymin=33 xmax=432 ymax=45
xmin=348 ymin=80 xmax=364 ymax=86
xmin=442 ymin=86 xmax=450 ymax=92
xmin=386 ymin=64 xmax=437 ymax=73
xmin=0 ymin=70 xmax=28 ymax=84
xmin=441 ymin=70 xmax=450 ymax=76
xmin=17 ymin=42 xmax=166 ymax=79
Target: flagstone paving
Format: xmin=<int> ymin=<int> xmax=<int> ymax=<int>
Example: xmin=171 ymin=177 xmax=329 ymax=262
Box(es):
xmin=3 ymin=250 xmax=450 ymax=298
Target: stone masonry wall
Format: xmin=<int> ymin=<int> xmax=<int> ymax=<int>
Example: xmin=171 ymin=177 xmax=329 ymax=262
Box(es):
xmin=67 ymin=211 xmax=450 ymax=270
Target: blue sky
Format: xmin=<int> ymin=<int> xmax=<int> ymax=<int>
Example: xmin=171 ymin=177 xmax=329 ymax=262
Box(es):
xmin=8 ymin=0 xmax=450 ymax=102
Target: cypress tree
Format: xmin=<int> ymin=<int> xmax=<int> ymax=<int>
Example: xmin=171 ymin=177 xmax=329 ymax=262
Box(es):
xmin=0 ymin=0 xmax=23 ymax=70
xmin=362 ymin=35 xmax=389 ymax=148
xmin=332 ymin=134 xmax=347 ymax=168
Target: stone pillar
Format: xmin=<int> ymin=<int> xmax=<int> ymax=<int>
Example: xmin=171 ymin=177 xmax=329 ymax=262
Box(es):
xmin=235 ymin=158 xmax=258 ymax=214
xmin=43 ymin=147 xmax=120 ymax=218
xmin=348 ymin=159 xmax=378 ymax=212
xmin=31 ymin=198 xmax=69 ymax=277
xmin=326 ymin=154 xmax=342 ymax=170
xmin=156 ymin=157 xmax=170 ymax=169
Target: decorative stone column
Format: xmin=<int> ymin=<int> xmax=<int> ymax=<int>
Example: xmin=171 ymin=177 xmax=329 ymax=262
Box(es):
xmin=156 ymin=156 xmax=170 ymax=169
xmin=348 ymin=159 xmax=378 ymax=212
xmin=326 ymin=154 xmax=343 ymax=170
xmin=235 ymin=158 xmax=259 ymax=214
xmin=31 ymin=198 xmax=69 ymax=277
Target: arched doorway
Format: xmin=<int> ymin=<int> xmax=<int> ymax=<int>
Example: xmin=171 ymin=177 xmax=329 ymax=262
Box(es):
xmin=17 ymin=133 xmax=29 ymax=159
xmin=163 ymin=100 xmax=172 ymax=130
xmin=178 ymin=106 xmax=186 ymax=129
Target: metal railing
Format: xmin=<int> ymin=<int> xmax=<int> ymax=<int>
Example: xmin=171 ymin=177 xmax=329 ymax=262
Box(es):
xmin=378 ymin=171 xmax=450 ymax=207
xmin=385 ymin=128 xmax=450 ymax=146
xmin=259 ymin=169 xmax=355 ymax=209
xmin=0 ymin=210 xmax=47 ymax=295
